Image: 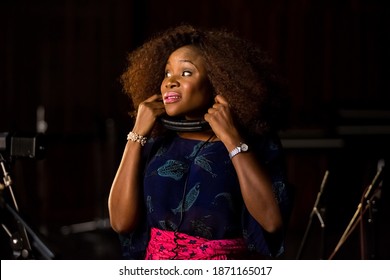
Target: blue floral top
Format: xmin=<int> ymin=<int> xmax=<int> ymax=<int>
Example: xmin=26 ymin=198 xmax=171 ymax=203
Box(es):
xmin=119 ymin=133 xmax=291 ymax=259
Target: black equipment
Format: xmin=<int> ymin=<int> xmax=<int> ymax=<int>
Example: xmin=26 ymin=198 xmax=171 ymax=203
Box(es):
xmin=1 ymin=133 xmax=54 ymax=259
xmin=0 ymin=132 xmax=45 ymax=159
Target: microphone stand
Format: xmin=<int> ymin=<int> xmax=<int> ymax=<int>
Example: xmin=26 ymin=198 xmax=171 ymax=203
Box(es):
xmin=328 ymin=162 xmax=384 ymax=260
xmin=0 ymin=153 xmax=55 ymax=259
xmin=1 ymin=198 xmax=55 ymax=259
xmin=296 ymin=170 xmax=329 ymax=259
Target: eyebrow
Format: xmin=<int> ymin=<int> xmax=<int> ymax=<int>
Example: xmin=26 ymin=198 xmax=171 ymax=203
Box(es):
xmin=165 ymin=60 xmax=199 ymax=73
xmin=179 ymin=59 xmax=194 ymax=63
xmin=166 ymin=59 xmax=195 ymax=65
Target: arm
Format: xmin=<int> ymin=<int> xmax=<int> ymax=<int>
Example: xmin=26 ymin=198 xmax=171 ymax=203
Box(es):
xmin=108 ymin=94 xmax=165 ymax=233
xmin=204 ymin=95 xmax=283 ymax=233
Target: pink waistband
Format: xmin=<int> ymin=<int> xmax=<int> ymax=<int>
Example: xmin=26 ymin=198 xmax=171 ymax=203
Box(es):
xmin=145 ymin=227 xmax=247 ymax=260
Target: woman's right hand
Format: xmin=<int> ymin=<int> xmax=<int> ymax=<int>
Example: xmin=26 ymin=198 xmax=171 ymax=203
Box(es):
xmin=132 ymin=94 xmax=165 ymax=136
xmin=109 ymin=94 xmax=165 ymax=233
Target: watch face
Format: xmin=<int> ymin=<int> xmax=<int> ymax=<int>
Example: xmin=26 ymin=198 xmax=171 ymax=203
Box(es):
xmin=241 ymin=143 xmax=248 ymax=152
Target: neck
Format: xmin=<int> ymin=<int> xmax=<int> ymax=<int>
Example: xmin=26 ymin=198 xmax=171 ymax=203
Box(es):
xmin=178 ymin=130 xmax=217 ymax=142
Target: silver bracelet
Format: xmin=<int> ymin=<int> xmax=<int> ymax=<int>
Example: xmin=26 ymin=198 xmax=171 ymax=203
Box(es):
xmin=127 ymin=131 xmax=147 ymax=146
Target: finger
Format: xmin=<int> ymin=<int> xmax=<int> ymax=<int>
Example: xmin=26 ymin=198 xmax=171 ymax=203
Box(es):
xmin=145 ymin=94 xmax=162 ymax=102
xmin=214 ymin=94 xmax=229 ymax=105
xmin=155 ymin=108 xmax=166 ymax=117
xmin=204 ymin=112 xmax=214 ymax=123
xmin=143 ymin=95 xmax=164 ymax=109
xmin=207 ymin=107 xmax=218 ymax=115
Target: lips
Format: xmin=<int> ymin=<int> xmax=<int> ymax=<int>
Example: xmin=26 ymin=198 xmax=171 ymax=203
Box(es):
xmin=163 ymin=92 xmax=181 ymax=104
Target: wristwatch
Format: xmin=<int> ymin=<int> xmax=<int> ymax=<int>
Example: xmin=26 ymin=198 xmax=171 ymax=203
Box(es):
xmin=229 ymin=142 xmax=249 ymax=159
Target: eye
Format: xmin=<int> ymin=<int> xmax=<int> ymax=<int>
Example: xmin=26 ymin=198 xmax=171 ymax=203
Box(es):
xmin=165 ymin=71 xmax=171 ymax=78
xmin=182 ymin=70 xmax=192 ymax=77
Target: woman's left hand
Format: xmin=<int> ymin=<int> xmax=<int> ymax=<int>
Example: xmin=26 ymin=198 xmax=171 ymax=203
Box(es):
xmin=204 ymin=95 xmax=241 ymax=146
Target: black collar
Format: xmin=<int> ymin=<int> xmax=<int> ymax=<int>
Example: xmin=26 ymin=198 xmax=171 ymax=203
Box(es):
xmin=159 ymin=117 xmax=210 ymax=132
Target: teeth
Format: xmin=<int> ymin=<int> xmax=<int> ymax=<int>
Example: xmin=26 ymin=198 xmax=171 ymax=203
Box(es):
xmin=164 ymin=93 xmax=181 ymax=102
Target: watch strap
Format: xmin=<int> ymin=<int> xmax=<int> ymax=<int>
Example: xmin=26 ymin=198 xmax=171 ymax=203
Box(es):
xmin=229 ymin=142 xmax=248 ymax=159
xmin=229 ymin=146 xmax=241 ymax=159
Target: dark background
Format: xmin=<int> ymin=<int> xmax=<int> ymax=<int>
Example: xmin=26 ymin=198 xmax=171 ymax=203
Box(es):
xmin=1 ymin=0 xmax=389 ymax=260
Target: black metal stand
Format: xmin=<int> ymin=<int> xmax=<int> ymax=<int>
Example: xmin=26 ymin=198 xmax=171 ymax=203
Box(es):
xmin=328 ymin=160 xmax=385 ymax=260
xmin=1 ymin=199 xmax=55 ymax=259
xmin=0 ymin=153 xmax=55 ymax=259
xmin=296 ymin=170 xmax=329 ymax=259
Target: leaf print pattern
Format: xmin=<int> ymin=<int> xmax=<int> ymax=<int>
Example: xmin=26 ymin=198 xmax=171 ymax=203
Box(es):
xmin=157 ymin=159 xmax=188 ymax=180
xmin=194 ymin=155 xmax=217 ymax=177
xmin=191 ymin=216 xmax=213 ymax=239
xmin=159 ymin=220 xmax=178 ymax=231
xmin=155 ymin=146 xmax=167 ymax=157
xmin=146 ymin=195 xmax=154 ymax=213
xmin=212 ymin=192 xmax=234 ymax=211
xmin=171 ymin=183 xmax=201 ymax=214
xmin=187 ymin=142 xmax=209 ymax=159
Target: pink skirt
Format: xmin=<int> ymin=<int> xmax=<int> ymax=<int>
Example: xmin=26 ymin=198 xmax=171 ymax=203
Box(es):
xmin=145 ymin=227 xmax=247 ymax=260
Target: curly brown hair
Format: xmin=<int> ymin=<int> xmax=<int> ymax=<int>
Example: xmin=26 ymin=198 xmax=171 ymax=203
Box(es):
xmin=121 ymin=25 xmax=289 ymax=136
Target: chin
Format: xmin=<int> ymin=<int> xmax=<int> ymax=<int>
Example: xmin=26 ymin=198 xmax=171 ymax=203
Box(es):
xmin=165 ymin=108 xmax=205 ymax=120
xmin=164 ymin=108 xmax=185 ymax=118
xmin=164 ymin=111 xmax=181 ymax=118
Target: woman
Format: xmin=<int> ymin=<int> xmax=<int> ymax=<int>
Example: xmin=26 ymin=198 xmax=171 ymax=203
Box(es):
xmin=108 ymin=25 xmax=292 ymax=259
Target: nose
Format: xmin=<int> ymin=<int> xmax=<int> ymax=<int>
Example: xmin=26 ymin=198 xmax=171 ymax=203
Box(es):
xmin=165 ymin=76 xmax=179 ymax=88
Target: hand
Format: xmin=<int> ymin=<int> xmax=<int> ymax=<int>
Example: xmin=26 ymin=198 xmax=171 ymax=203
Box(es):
xmin=204 ymin=95 xmax=241 ymax=146
xmin=132 ymin=94 xmax=165 ymax=136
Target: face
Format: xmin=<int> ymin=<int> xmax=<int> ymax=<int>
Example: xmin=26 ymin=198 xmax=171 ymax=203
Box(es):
xmin=161 ymin=45 xmax=212 ymax=120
